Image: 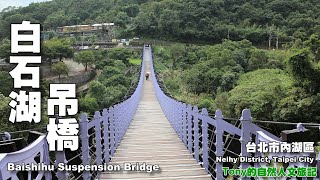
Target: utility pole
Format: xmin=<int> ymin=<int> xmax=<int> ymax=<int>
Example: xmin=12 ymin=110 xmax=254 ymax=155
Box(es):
xmin=276 ymin=27 xmax=279 ymax=50
xmin=268 ymin=25 xmax=273 ymax=50
xmin=82 ymin=31 xmax=84 ymax=50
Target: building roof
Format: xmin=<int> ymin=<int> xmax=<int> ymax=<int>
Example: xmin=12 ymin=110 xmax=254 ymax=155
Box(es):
xmin=57 ymin=23 xmax=114 ymax=29
xmin=92 ymin=23 xmax=115 ymax=27
xmin=64 ymin=25 xmax=90 ymax=28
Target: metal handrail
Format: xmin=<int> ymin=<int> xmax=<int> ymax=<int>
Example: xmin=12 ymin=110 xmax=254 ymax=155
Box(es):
xmin=148 ymin=46 xmax=319 ymax=180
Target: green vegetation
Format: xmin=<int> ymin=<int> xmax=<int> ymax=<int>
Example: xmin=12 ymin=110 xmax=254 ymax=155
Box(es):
xmin=79 ymin=48 xmax=141 ymax=115
xmin=129 ymin=58 xmax=141 ymax=65
xmin=0 ymin=72 xmax=13 ymax=132
xmin=42 ymin=37 xmax=74 ymax=63
xmin=0 ymin=0 xmax=320 ymax=46
xmin=74 ymin=50 xmax=96 ymax=71
xmin=0 ymin=79 xmax=50 ymax=133
xmin=0 ymin=94 xmax=13 ymax=131
xmin=0 ymin=71 xmax=13 ymax=96
xmin=0 ymin=39 xmax=10 ymax=62
xmin=51 ymin=61 xmax=69 ymax=79
xmin=0 ymin=26 xmax=141 ymax=132
xmin=0 ymin=71 xmax=50 ymax=133
xmin=0 ymin=37 xmax=74 ymax=65
xmin=154 ymin=35 xmax=320 ymax=129
xmin=227 ymin=69 xmax=292 ymax=120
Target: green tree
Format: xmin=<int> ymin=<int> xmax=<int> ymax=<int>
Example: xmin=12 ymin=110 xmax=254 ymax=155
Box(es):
xmin=214 ymin=92 xmax=232 ymax=117
xmin=0 ymin=93 xmax=12 ymax=132
xmin=108 ymin=48 xmax=132 ymax=65
xmin=1 ymin=13 xmax=36 ymax=39
xmin=158 ymin=9 xmax=181 ymax=36
xmin=51 ymin=61 xmax=69 ymax=79
xmin=104 ymin=85 xmax=128 ymax=106
xmin=198 ymin=98 xmax=215 ymax=113
xmin=102 ymin=74 xmax=128 ymax=87
xmin=0 ymin=71 xmax=13 ymax=96
xmin=79 ymin=96 xmax=99 ymax=113
xmin=124 ymin=4 xmax=140 ymax=17
xmin=220 ymin=72 xmax=237 ymax=92
xmin=99 ymin=66 xmax=122 ymax=81
xmin=43 ymin=38 xmax=73 ymax=63
xmin=95 ymin=59 xmax=114 ymax=70
xmin=44 ymin=10 xmax=68 ymax=29
xmin=169 ymin=44 xmax=186 ymax=69
xmin=228 ymin=69 xmax=292 ymax=120
xmin=133 ymin=11 xmax=153 ymax=33
xmin=288 ymin=50 xmax=320 ymax=94
xmin=115 ymin=12 xmax=130 ymax=28
xmin=247 ymin=49 xmax=268 ymax=71
xmin=74 ymin=50 xmax=95 ymax=71
xmin=0 ymin=39 xmax=10 ymax=63
xmin=305 ymin=34 xmax=320 ymax=62
xmin=274 ymin=87 xmax=320 ymax=124
xmin=87 ymin=81 xmax=107 ymax=107
xmin=113 ymin=60 xmax=127 ymax=71
xmin=182 ymin=62 xmax=208 ymax=94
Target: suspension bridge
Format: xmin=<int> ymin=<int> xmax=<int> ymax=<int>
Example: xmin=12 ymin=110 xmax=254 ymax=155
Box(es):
xmin=0 ymin=46 xmax=318 ymax=180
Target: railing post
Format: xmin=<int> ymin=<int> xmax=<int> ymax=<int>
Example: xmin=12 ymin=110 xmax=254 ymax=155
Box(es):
xmin=176 ymin=101 xmax=179 ymax=134
xmin=120 ymin=104 xmax=125 ymax=140
xmin=80 ymin=113 xmax=91 ymax=180
xmin=178 ymin=102 xmax=182 ymax=139
xmin=118 ymin=104 xmax=122 ymax=145
xmin=122 ymin=103 xmax=127 ymax=139
xmin=201 ymin=108 xmax=209 ymax=172
xmin=43 ymin=141 xmax=52 ymax=180
xmin=240 ymin=109 xmax=252 ymax=180
xmin=171 ymin=100 xmax=175 ymax=130
xmin=102 ymin=108 xmax=110 ymax=163
xmin=215 ymin=109 xmax=224 ymax=179
xmin=165 ymin=98 xmax=168 ymax=121
xmin=55 ymin=151 xmax=68 ymax=179
xmin=182 ymin=103 xmax=187 ymax=145
xmin=109 ymin=106 xmax=115 ymax=156
xmin=173 ymin=101 xmax=177 ymax=133
xmin=187 ymin=104 xmax=193 ymax=153
xmin=94 ymin=111 xmax=102 ymax=165
xmin=193 ymin=106 xmax=200 ymax=163
xmin=168 ymin=99 xmax=172 ymax=124
xmin=254 ymin=132 xmax=262 ymax=169
xmin=117 ymin=105 xmax=121 ymax=147
xmin=113 ymin=105 xmax=118 ymax=148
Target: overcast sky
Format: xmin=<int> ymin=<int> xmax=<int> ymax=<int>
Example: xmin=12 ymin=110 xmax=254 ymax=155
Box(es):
xmin=0 ymin=0 xmax=51 ymax=11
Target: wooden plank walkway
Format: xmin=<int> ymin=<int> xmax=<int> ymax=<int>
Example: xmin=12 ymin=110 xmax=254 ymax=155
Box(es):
xmin=100 ymin=48 xmax=211 ymax=180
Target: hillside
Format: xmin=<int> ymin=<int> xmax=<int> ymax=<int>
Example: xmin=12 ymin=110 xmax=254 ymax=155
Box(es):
xmin=0 ymin=0 xmax=320 ymax=45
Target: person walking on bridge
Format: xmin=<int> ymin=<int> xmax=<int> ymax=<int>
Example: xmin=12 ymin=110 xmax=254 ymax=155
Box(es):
xmin=145 ymin=72 xmax=150 ymax=80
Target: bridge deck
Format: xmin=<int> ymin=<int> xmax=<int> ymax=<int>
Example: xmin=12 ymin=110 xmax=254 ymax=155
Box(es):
xmin=100 ymin=48 xmax=211 ymax=180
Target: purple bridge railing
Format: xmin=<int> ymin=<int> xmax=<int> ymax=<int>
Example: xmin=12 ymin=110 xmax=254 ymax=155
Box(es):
xmin=0 ymin=135 xmax=51 ymax=180
xmin=67 ymin=47 xmax=145 ymax=179
xmin=0 ymin=46 xmax=318 ymax=180
xmin=0 ymin=47 xmax=145 ymax=180
xmin=148 ymin=47 xmax=318 ymax=180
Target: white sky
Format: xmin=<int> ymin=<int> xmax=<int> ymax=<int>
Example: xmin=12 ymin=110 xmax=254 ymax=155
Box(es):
xmin=0 ymin=0 xmax=51 ymax=11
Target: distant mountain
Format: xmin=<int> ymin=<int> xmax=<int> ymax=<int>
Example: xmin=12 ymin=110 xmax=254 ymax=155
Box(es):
xmin=0 ymin=0 xmax=51 ymax=11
